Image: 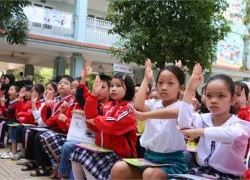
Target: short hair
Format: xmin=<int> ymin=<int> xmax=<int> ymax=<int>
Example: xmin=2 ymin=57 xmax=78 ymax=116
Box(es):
xmin=113 ymin=72 xmax=135 ymax=101
xmin=100 ymin=74 xmax=112 ymax=87
xmin=58 ymin=75 xmax=74 ymax=83
xmin=25 ymin=84 xmax=33 ymax=91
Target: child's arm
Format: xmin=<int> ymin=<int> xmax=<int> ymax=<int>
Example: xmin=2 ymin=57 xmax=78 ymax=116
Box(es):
xmin=128 ymin=104 xmax=178 ymax=120
xmin=84 ymin=75 xmax=102 ymax=119
xmin=178 ymin=64 xmax=203 ymax=129
xmin=180 ymin=122 xmax=249 ymax=144
xmin=134 ymin=59 xmax=152 ymax=112
xmin=89 ymin=107 xmax=136 ymax=136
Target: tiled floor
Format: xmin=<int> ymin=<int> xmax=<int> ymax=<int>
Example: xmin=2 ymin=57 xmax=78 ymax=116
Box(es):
xmin=0 ymin=148 xmax=50 ymax=180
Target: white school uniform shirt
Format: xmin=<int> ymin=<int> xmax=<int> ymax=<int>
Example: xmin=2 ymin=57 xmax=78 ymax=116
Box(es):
xmin=140 ymin=99 xmax=186 ymax=153
xmin=31 ymin=102 xmax=46 ymax=127
xmin=178 ymin=101 xmax=250 ymax=176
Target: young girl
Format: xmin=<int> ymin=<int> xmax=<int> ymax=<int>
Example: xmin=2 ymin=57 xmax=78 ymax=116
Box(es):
xmin=20 ymin=82 xmax=57 ymax=171
xmin=111 ymin=59 xmax=188 ymax=179
xmin=38 ymin=79 xmax=81 ymax=178
xmin=10 ymin=84 xmax=43 ymax=160
xmin=29 ymin=75 xmax=73 ymax=176
xmin=177 ymin=64 xmax=249 ymax=178
xmin=58 ymin=60 xmax=111 ymax=179
xmin=0 ymin=84 xmax=20 ymax=152
xmin=69 ymin=72 xmax=137 ymax=180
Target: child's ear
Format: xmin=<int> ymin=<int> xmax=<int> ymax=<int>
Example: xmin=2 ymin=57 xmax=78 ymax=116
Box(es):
xmin=231 ymin=95 xmax=237 ymax=106
xmin=179 ymin=84 xmax=185 ymax=92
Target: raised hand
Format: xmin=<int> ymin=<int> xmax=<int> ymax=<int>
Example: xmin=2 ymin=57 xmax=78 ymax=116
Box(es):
xmin=19 ymin=87 xmax=26 ymax=100
xmin=0 ymin=95 xmax=6 ymax=106
xmin=60 ymin=101 xmax=68 ymax=114
xmin=144 ymin=59 xmax=153 ymax=81
xmin=187 ymin=63 xmax=203 ymax=92
xmin=92 ymin=75 xmax=102 ymax=96
xmin=127 ymin=104 xmax=146 ymax=121
xmin=31 ymin=92 xmax=38 ymax=104
xmin=80 ymin=59 xmax=93 ymax=82
xmin=45 ymin=92 xmax=53 ymax=106
xmin=175 ymin=60 xmax=182 ymax=69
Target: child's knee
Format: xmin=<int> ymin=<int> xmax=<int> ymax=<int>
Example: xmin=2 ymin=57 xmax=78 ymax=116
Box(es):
xmin=143 ymin=168 xmax=167 ymax=179
xmin=111 ymin=161 xmax=129 ymax=177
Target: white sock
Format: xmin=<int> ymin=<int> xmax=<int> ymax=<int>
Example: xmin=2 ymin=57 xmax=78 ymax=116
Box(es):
xmin=72 ymin=162 xmax=85 ymax=180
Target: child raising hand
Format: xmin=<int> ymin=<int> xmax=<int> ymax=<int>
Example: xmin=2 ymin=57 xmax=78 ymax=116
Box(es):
xmin=178 ymin=64 xmax=250 ymax=178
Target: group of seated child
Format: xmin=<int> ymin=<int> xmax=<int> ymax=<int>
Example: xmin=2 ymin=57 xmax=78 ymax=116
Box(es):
xmin=0 ymin=59 xmax=249 ymax=180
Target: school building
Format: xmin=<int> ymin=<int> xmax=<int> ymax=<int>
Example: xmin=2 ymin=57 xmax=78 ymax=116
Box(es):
xmin=0 ymin=0 xmax=249 ymax=84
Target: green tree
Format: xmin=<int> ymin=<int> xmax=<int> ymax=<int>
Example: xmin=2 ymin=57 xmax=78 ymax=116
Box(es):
xmin=0 ymin=0 xmax=30 ymax=45
xmin=108 ymin=0 xmax=231 ymax=71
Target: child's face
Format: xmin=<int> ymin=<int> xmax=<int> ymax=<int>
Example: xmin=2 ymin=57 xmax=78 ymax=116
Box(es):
xmin=0 ymin=76 xmax=4 ymax=84
xmin=233 ymin=85 xmax=246 ymax=112
xmin=156 ymin=70 xmax=183 ymax=105
xmin=25 ymin=90 xmax=32 ymax=100
xmin=4 ymin=77 xmax=10 ymax=85
xmin=109 ymin=78 xmax=126 ymax=101
xmin=8 ymin=86 xmax=18 ymax=100
xmin=58 ymin=78 xmax=71 ymax=97
xmin=149 ymin=91 xmax=161 ymax=101
xmin=98 ymin=81 xmax=109 ymax=102
xmin=45 ymin=84 xmax=57 ymax=98
xmin=31 ymin=88 xmax=40 ymax=99
xmin=71 ymin=80 xmax=79 ymax=97
xmin=205 ymin=79 xmax=234 ymax=116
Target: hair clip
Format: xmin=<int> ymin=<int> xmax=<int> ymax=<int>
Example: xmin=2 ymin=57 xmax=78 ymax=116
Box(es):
xmin=122 ymin=74 xmax=126 ymax=80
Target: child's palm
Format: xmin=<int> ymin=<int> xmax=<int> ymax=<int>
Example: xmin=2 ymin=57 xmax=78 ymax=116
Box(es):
xmin=92 ymin=75 xmax=102 ymax=96
xmin=145 ymin=59 xmax=153 ymax=81
xmin=188 ymin=63 xmax=202 ymax=91
xmin=19 ymin=87 xmax=26 ymax=98
xmin=84 ymin=59 xmax=92 ymax=77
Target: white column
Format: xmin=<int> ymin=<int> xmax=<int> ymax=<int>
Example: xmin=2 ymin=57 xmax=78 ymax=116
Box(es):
xmin=74 ymin=0 xmax=88 ymax=42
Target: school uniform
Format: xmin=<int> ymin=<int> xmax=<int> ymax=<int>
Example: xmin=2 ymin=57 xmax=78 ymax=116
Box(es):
xmin=178 ymin=101 xmax=250 ymax=178
xmin=0 ymin=99 xmax=19 ymax=145
xmin=69 ymin=94 xmax=137 ymax=180
xmin=139 ymin=99 xmax=188 ymax=176
xmin=32 ymin=95 xmax=72 ymax=167
xmin=39 ymin=100 xmax=80 ymax=162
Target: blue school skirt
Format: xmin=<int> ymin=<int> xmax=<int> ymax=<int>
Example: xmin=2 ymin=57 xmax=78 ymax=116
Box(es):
xmin=142 ymin=150 xmax=188 ymax=177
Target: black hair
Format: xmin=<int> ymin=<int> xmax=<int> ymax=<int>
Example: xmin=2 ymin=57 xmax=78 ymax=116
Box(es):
xmin=11 ymin=83 xmax=21 ymax=93
xmin=33 ymin=84 xmax=45 ymax=98
xmin=48 ymin=81 xmax=58 ymax=92
xmin=135 ymin=84 xmax=141 ymax=87
xmin=100 ymin=74 xmax=112 ymax=87
xmin=156 ymin=65 xmax=185 ymax=86
xmin=5 ymin=74 xmax=15 ymax=86
xmin=234 ymin=81 xmax=249 ymax=100
xmin=25 ymin=84 xmax=33 ymax=91
xmin=113 ymin=72 xmax=135 ymax=101
xmin=148 ymin=83 xmax=152 ymax=91
xmin=58 ymin=75 xmax=74 ymax=83
xmin=52 ymin=75 xmax=62 ymax=83
xmin=206 ymin=74 xmax=235 ymax=97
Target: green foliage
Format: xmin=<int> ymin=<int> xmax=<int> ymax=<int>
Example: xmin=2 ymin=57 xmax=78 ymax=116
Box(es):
xmin=108 ymin=0 xmax=231 ymax=71
xmin=0 ymin=0 xmax=30 ymax=45
xmin=243 ymin=0 xmax=250 ymax=40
